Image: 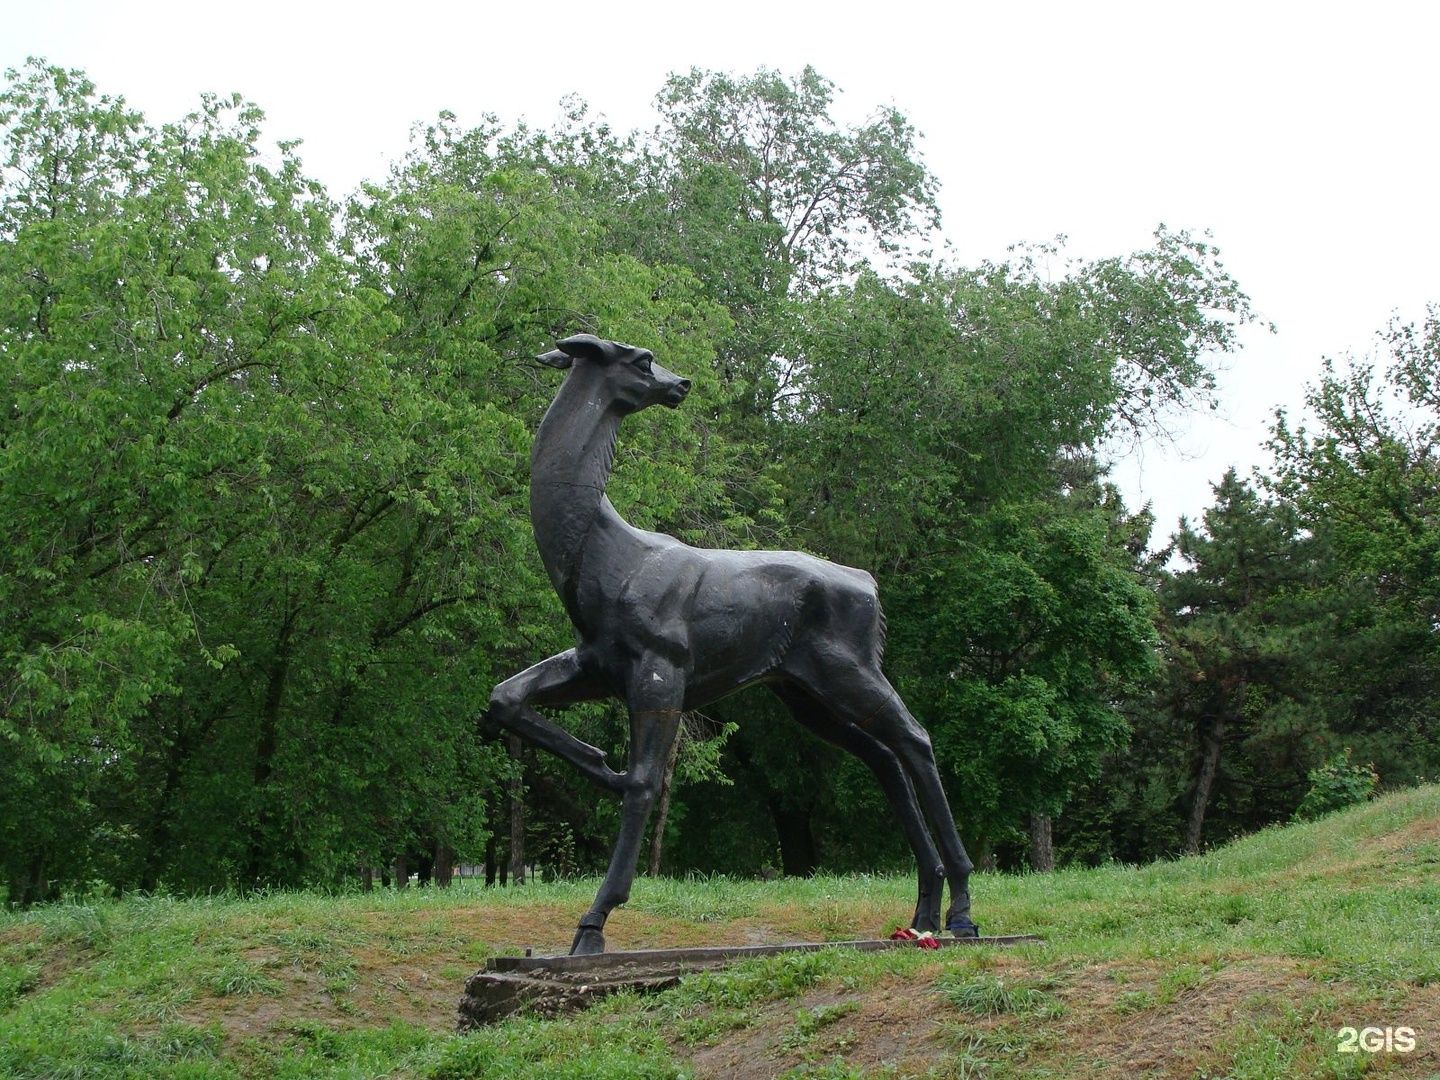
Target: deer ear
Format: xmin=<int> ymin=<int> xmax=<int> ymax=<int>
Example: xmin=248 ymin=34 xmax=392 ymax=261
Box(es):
xmin=555 ymin=333 xmax=610 ymax=363
xmin=536 ymin=348 xmax=573 ymax=369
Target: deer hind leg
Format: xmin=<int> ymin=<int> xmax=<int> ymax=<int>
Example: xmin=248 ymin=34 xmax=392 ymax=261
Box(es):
xmin=770 ymin=684 xmax=944 ymax=933
xmin=571 ymin=666 xmax=684 ymax=956
xmin=792 ymin=662 xmax=976 ymax=935
xmin=487 ymin=649 xmax=625 ymax=794
xmin=864 ymin=682 xmax=977 ymax=934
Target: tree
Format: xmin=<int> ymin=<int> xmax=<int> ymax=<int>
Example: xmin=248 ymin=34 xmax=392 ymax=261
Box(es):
xmin=643 ymin=66 xmax=944 ymax=518
xmin=1153 ymin=470 xmax=1318 ymax=854
xmin=1268 ymin=307 xmax=1440 ymax=785
xmin=457 ymin=69 xmax=962 ymax=877
xmin=1072 ymin=317 xmax=1440 ymax=867
xmin=666 ymin=228 xmax=1252 ymax=872
xmin=0 ymin=60 xmax=744 ymax=899
xmin=655 ymin=66 xmax=939 ymax=286
xmin=888 ymin=486 xmax=1157 ymax=863
xmin=0 ymin=61 xmax=363 ymax=896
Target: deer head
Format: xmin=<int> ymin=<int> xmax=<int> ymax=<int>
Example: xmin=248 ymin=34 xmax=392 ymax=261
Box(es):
xmin=537 ymin=333 xmax=691 ymax=414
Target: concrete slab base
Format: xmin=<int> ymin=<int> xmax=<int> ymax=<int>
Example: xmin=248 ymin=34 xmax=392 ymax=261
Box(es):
xmin=457 ymin=935 xmax=1042 ymax=1029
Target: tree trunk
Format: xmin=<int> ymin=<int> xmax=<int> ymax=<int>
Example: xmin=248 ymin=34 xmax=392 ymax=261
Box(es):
xmin=647 ymin=725 xmax=684 ymax=877
xmin=1029 ymin=812 xmax=1055 ymax=872
xmin=393 ymin=852 xmax=409 ymax=889
xmin=246 ymin=610 xmax=296 ymax=883
xmin=434 ymin=842 xmax=455 ymax=888
xmin=140 ymin=727 xmax=190 ymax=893
xmin=7 ymin=855 xmax=48 ymax=908
xmin=361 ymin=866 xmax=374 ymax=892
xmin=1186 ymin=677 xmax=1245 ymax=855
xmin=975 ymin=837 xmax=996 ymax=873
xmin=485 ymin=829 xmax=498 ymax=886
xmin=507 ymin=734 xmax=526 ymax=885
xmin=770 ymin=800 xmax=819 ymax=876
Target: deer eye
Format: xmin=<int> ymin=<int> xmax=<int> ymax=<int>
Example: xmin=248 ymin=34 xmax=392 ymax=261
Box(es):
xmin=632 ymin=356 xmax=654 ymax=375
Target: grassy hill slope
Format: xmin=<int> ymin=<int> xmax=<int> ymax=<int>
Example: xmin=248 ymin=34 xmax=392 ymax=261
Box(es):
xmin=3 ymin=785 xmax=1437 ymax=1078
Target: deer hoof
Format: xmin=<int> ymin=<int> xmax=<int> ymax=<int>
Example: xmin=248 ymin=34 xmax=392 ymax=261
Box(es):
xmin=912 ymin=911 xmax=941 ymax=934
xmin=570 ymin=925 xmax=606 ymax=955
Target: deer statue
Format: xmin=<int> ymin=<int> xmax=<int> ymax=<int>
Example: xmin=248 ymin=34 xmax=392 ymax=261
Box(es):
xmin=487 ymin=333 xmax=977 ymax=955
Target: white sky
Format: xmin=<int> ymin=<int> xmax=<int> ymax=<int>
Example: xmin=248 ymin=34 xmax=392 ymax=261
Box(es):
xmin=9 ymin=0 xmax=1439 ymax=539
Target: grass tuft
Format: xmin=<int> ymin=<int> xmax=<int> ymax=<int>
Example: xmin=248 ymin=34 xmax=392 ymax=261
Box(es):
xmin=934 ymin=971 xmax=1063 ymax=1017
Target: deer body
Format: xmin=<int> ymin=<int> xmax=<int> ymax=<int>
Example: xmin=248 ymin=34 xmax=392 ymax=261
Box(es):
xmin=489 ymin=334 xmax=975 ymax=955
xmin=558 ymin=509 xmax=882 ymax=707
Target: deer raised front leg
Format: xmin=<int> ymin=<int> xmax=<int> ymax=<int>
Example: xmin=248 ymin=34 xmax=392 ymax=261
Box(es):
xmin=487 ymin=650 xmax=626 ymax=795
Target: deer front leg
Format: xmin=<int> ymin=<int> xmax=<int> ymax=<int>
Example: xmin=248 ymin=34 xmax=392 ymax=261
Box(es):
xmin=571 ymin=687 xmax=683 ymax=955
xmin=487 ymin=650 xmax=625 ymax=794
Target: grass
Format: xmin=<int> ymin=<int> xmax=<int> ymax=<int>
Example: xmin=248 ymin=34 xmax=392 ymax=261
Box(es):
xmin=1 ymin=785 xmax=1437 ymax=1077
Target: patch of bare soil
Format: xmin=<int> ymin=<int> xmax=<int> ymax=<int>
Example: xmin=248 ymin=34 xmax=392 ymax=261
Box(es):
xmin=1367 ymin=815 xmax=1440 ymax=879
xmin=753 ymin=899 xmax=906 ymax=943
xmin=0 ymin=929 xmax=96 ymax=997
xmin=1061 ymin=959 xmax=1313 ymax=1076
xmin=1283 ymin=811 xmax=1440 ymax=890
xmin=682 ymin=970 xmax=957 ymax=1080
xmin=181 ymin=948 xmax=460 ymax=1043
xmin=0 ymin=923 xmax=42 ymax=948
xmin=674 ymin=953 xmax=1440 ymax=1079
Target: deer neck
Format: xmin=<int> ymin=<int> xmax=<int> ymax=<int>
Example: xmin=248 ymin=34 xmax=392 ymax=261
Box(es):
xmin=529 ymin=370 xmax=631 ymax=613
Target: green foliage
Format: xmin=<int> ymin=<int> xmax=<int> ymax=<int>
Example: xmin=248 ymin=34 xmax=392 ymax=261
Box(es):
xmin=1062 ymin=304 xmax=1438 ymax=867
xmin=8 ymin=52 xmax=1391 ymax=902
xmin=1293 ymin=749 xmax=1379 ymax=821
xmin=0 ymin=58 xmax=737 ymax=898
xmin=715 ymin=228 xmax=1255 ymax=861
xmin=785 ymin=1000 xmax=862 ymax=1043
xmin=888 ymin=492 xmax=1156 ymax=843
xmin=1268 ymin=306 xmax=1440 ymax=788
xmin=425 ymin=1017 xmax=680 ymax=1080
xmin=655 ymin=65 xmax=940 ymax=284
xmin=1150 ymin=470 xmax=1321 ymax=854
xmin=0 ymin=960 xmax=40 ymax=1011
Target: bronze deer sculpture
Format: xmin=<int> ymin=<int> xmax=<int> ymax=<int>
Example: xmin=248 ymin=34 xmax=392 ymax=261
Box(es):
xmin=488 ymin=334 xmax=977 ymax=955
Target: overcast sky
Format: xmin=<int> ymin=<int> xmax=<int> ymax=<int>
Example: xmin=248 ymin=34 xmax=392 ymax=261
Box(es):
xmin=9 ymin=0 xmax=1438 ymax=539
